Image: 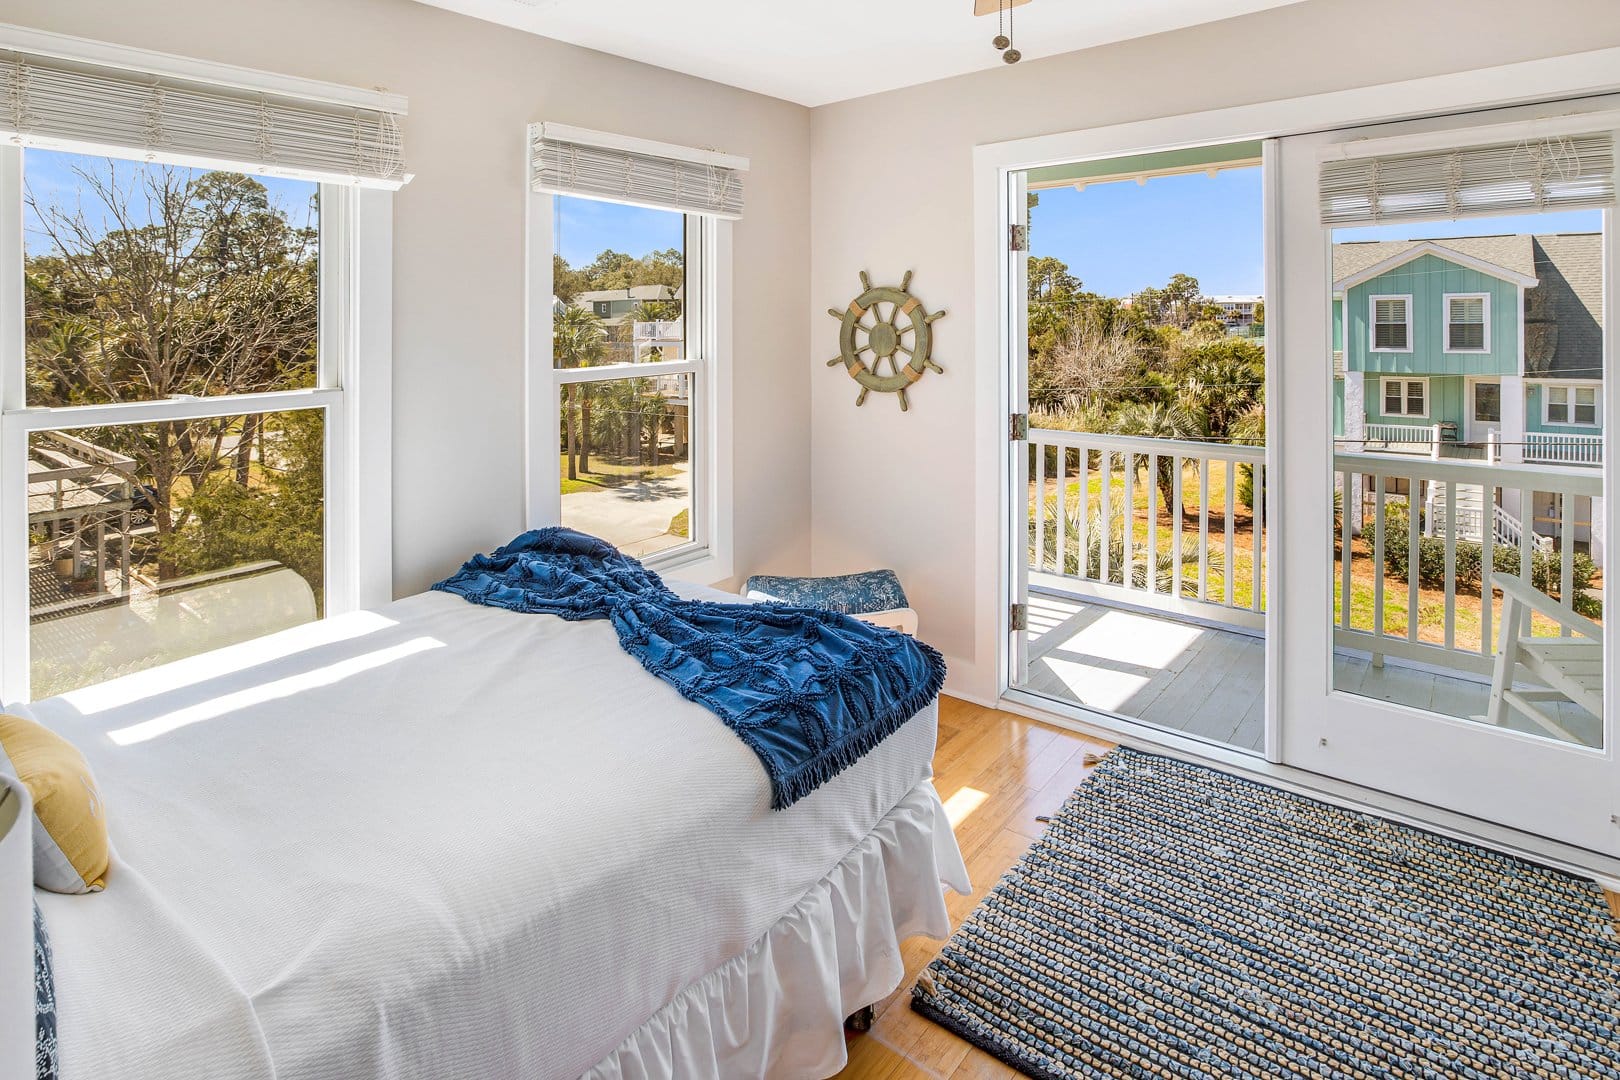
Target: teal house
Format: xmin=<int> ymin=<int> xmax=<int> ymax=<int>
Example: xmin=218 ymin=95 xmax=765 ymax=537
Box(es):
xmin=1333 ymin=232 xmax=1604 ymax=560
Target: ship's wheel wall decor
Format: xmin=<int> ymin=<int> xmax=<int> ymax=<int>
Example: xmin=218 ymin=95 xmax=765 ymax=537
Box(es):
xmin=826 ymin=270 xmax=946 ymax=411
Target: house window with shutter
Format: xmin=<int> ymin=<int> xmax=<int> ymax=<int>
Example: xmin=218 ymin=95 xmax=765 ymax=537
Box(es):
xmin=1445 ymin=294 xmax=1490 ymax=352
xmin=1371 ymin=295 xmax=1412 ymax=351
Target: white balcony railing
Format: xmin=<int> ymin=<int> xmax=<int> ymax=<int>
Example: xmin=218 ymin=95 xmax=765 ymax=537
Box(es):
xmin=1026 ymin=429 xmax=1265 ymax=631
xmin=1024 ymin=427 xmax=1601 ymax=682
xmin=1363 ymin=422 xmax=1440 ymax=455
xmin=1335 ymin=452 xmax=1599 ymax=677
xmin=1524 ymin=431 xmax=1603 ymax=467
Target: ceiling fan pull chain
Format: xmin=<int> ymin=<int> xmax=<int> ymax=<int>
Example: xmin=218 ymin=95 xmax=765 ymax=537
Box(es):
xmin=1003 ymin=0 xmax=1022 ymax=64
xmin=993 ymin=0 xmax=1010 ymax=51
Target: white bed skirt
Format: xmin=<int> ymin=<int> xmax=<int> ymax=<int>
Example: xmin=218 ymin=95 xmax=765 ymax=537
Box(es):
xmin=583 ymin=780 xmax=970 ymax=1080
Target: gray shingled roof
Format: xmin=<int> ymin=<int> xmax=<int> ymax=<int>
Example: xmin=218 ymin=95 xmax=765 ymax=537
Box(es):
xmin=1333 ymin=232 xmax=1602 ymax=380
xmin=573 ymin=284 xmax=676 ymax=304
xmin=1332 ymin=235 xmax=1536 ymax=283
xmin=1527 ymin=234 xmax=1602 ymax=380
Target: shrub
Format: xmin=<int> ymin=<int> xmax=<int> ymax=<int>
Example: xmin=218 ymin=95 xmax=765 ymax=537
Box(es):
xmin=1379 ymin=504 xmax=1600 ymax=617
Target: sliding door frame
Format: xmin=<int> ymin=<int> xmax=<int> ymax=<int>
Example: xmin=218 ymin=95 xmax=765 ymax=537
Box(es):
xmin=972 ymin=45 xmax=1620 ymax=881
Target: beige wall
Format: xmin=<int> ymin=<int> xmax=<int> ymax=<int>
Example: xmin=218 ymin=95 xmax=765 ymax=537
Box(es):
xmin=807 ymin=0 xmax=1620 ymax=693
xmin=6 ymin=0 xmax=814 ymax=595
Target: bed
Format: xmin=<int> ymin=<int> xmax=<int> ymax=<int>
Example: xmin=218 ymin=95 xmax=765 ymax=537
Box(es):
xmin=13 ymin=579 xmax=969 ymax=1080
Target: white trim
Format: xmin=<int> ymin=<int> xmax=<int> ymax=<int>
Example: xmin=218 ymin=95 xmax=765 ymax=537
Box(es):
xmin=524 ymin=183 xmax=734 ymax=585
xmin=1379 ymin=376 xmax=1428 ymax=419
xmin=1443 ymin=291 xmax=1492 ymax=354
xmin=973 ymin=48 xmax=1620 ymax=871
xmin=1369 ymin=293 xmax=1413 ymax=354
xmin=1542 ymin=382 xmax=1603 ymax=428
xmin=1336 ymin=242 xmax=1539 ymax=292
xmin=536 ymin=122 xmax=749 ymax=173
xmin=0 ymin=21 xmax=407 ymax=114
xmin=0 ymin=166 xmax=393 ymax=703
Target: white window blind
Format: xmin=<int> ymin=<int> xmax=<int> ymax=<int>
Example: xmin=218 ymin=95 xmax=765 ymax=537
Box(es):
xmin=1373 ymin=297 xmax=1409 ymax=350
xmin=1320 ymin=131 xmax=1615 ymax=226
xmin=0 ymin=48 xmax=408 ymax=188
xmin=531 ymin=122 xmax=746 ymax=219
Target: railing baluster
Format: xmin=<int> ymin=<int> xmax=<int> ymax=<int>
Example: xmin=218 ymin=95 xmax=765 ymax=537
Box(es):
xmin=1099 ymin=450 xmax=1113 ymax=588
xmin=1443 ymin=479 xmax=1456 ymax=652
xmin=1251 ymin=462 xmax=1264 ymax=613
xmin=1340 ymin=468 xmax=1352 ymax=633
xmin=1197 ymin=459 xmax=1209 ymax=603
xmin=1077 ymin=445 xmax=1090 ymax=581
xmin=1033 ymin=440 xmax=1046 ymax=573
xmin=1054 ymin=446 xmax=1068 ymax=578
xmin=1519 ymin=485 xmax=1534 ymax=640
xmin=1146 ymin=453 xmax=1158 ymax=595
xmin=1224 ymin=458 xmax=1236 ymax=608
xmin=1372 ymin=473 xmax=1386 ymax=644
xmin=1171 ymin=457 xmax=1184 ymax=599
xmin=1480 ymin=484 xmax=1494 ymax=660
xmin=1123 ymin=449 xmax=1135 ymax=591
xmin=1407 ymin=472 xmax=1420 ymax=643
xmin=1561 ymin=492 xmax=1576 ymax=637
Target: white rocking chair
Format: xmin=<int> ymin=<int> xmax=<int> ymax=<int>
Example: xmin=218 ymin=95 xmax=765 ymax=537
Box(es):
xmin=1485 ymin=573 xmax=1603 ymax=746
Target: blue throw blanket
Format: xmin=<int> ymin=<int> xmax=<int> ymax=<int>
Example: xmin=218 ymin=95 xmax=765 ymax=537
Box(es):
xmin=433 ymin=529 xmax=946 ymax=809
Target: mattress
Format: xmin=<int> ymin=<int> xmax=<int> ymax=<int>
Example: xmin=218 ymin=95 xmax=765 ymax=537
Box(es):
xmin=27 ymin=582 xmax=941 ymax=1080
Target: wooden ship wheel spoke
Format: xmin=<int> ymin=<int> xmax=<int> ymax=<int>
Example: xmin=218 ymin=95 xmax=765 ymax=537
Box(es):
xmin=825 ymin=270 xmax=946 ymax=410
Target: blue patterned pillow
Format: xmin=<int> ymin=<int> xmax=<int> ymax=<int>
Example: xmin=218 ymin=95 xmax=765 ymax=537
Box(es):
xmin=35 ymin=902 xmax=56 ymax=1080
xmin=744 ymin=570 xmax=909 ymax=615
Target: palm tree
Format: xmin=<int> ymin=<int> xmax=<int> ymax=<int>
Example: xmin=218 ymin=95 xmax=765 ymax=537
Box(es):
xmin=554 ymin=306 xmax=605 ymax=480
xmin=1108 ymin=400 xmax=1204 ymax=516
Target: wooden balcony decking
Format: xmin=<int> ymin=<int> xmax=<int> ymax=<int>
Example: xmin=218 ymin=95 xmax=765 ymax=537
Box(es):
xmin=1020 ymin=590 xmax=1601 ymax=752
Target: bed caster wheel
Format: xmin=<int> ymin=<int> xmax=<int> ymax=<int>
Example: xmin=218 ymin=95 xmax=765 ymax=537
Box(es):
xmin=844 ymin=1005 xmax=876 ymax=1034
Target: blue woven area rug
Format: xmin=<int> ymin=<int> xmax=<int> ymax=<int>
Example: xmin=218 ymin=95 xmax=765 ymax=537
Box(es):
xmin=912 ymin=747 xmax=1620 ymax=1079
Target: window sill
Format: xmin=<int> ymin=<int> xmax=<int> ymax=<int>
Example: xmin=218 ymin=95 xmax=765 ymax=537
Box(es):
xmin=647 ymin=545 xmax=734 ymax=588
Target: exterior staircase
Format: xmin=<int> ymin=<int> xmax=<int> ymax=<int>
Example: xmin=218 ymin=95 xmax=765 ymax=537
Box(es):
xmin=1427 ymin=483 xmax=1550 ymax=551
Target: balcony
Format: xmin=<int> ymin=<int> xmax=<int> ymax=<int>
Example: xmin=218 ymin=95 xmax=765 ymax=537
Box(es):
xmin=1021 ymin=429 xmax=1603 ymax=751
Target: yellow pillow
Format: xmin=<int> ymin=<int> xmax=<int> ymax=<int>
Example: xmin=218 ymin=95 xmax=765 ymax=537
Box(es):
xmin=0 ymin=714 xmax=107 ymax=893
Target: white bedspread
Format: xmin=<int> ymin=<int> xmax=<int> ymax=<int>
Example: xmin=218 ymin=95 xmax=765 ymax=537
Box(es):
xmin=28 ymin=584 xmax=941 ymax=1080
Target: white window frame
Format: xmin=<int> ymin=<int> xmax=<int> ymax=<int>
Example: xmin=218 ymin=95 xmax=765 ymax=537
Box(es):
xmin=0 ymin=145 xmax=394 ymax=704
xmin=1542 ymin=382 xmax=1601 ymax=427
xmin=1380 ymin=376 xmax=1429 ymax=418
xmin=524 ymin=191 xmax=734 ymax=584
xmin=1369 ymin=293 xmax=1414 ymax=352
xmin=1443 ymin=291 xmax=1492 ymax=353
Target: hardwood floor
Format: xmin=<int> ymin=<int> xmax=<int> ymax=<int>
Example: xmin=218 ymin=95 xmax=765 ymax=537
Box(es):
xmin=833 ymin=695 xmax=1620 ymax=1080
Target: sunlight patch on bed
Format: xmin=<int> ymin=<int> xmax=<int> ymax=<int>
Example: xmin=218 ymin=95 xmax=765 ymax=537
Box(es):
xmin=942 ymin=786 xmax=989 ymax=827
xmin=61 ymin=611 xmax=404 ymax=716
xmin=107 ymin=636 xmax=444 ymax=745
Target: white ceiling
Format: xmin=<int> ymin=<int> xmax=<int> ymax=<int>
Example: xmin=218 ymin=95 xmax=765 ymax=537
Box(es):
xmin=411 ymin=0 xmax=1309 ymax=107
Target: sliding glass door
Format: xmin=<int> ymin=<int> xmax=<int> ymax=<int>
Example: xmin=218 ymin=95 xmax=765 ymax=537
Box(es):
xmin=1274 ymin=98 xmax=1620 ymax=854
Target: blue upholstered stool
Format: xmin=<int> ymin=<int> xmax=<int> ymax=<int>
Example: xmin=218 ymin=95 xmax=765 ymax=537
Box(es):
xmin=743 ymin=570 xmax=917 ymax=634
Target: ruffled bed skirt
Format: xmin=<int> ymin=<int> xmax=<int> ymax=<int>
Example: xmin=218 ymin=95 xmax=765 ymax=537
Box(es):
xmin=582 ymin=781 xmax=971 ymax=1080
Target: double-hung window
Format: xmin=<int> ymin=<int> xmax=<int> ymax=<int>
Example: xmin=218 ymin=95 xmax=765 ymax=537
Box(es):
xmin=1370 ymin=294 xmax=1412 ymax=351
xmin=526 ymin=124 xmax=743 ymax=577
xmin=1444 ymin=293 xmax=1490 ymax=352
xmin=1545 ymin=384 xmax=1599 ymax=426
xmin=0 ymin=38 xmax=406 ymax=701
xmin=1381 ymin=377 xmax=1427 ymax=417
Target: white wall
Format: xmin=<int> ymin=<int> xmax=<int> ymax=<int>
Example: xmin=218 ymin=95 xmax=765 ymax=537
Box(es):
xmin=5 ymin=0 xmax=814 ymax=595
xmin=807 ymin=0 xmax=1620 ymax=699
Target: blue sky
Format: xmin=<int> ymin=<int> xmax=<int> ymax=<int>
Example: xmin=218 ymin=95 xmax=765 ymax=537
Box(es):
xmin=23 ymin=149 xmax=317 ymax=255
xmin=1031 ymin=169 xmax=1264 ymax=297
xmin=1032 ymin=165 xmax=1603 ymax=298
xmin=554 ymin=195 xmax=683 ymax=267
